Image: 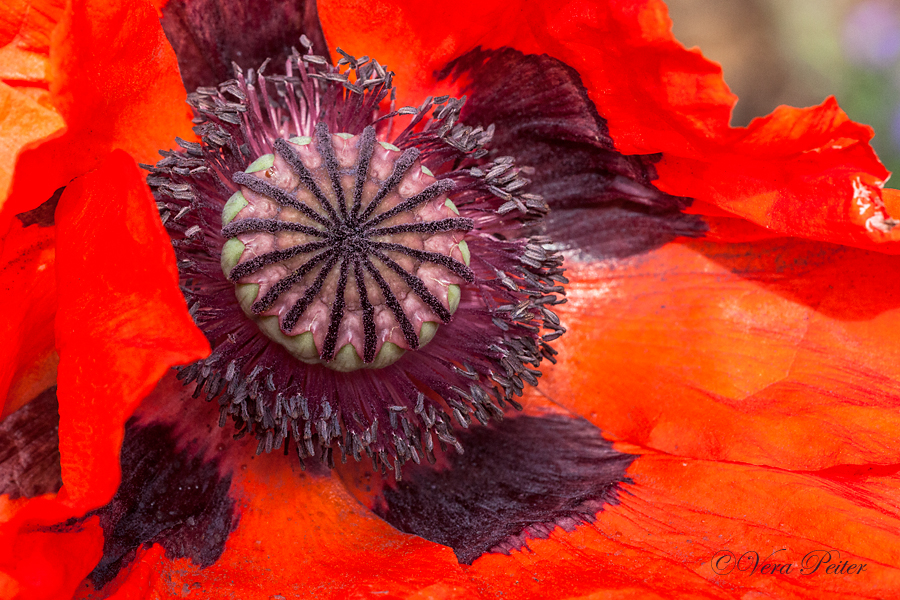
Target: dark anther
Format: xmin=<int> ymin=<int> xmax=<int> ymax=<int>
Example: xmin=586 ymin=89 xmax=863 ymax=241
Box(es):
xmin=363 ymin=179 xmax=456 ymax=229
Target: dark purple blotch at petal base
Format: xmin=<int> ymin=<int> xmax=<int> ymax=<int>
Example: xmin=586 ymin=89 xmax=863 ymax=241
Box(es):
xmin=160 ymin=0 xmax=329 ymax=92
xmin=439 ymin=48 xmax=706 ymax=260
xmin=88 ymin=421 xmax=239 ymax=589
xmin=15 ymin=187 xmax=65 ymax=228
xmin=0 ymin=387 xmax=62 ymax=498
xmin=376 ymin=415 xmax=636 ymax=565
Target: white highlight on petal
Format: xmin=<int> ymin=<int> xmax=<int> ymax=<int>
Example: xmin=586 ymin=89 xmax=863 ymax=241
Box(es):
xmin=853 ymin=176 xmax=898 ymax=233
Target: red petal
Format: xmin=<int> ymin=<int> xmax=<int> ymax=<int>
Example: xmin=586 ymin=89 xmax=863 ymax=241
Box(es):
xmin=151 ymin=469 xmax=476 ymax=599
xmin=0 ymin=0 xmax=194 ymax=234
xmin=318 ymin=0 xmax=535 ymax=108
xmin=466 ymin=450 xmax=900 ymax=598
xmin=54 ymin=150 xmax=209 ymax=512
xmin=0 ymin=0 xmax=65 ymax=93
xmin=0 ymin=498 xmax=104 ymax=600
xmin=320 ymin=0 xmax=898 ymax=250
xmin=0 ymin=83 xmax=64 ymax=206
xmin=75 ymin=544 xmax=166 ymax=600
xmin=0 ymin=216 xmax=56 ymax=418
xmin=0 ymin=0 xmax=28 ymax=47
xmin=521 ymin=13 xmax=899 ymax=250
xmin=0 ymin=0 xmax=64 ymax=54
xmin=318 ymin=0 xmax=734 ymax=144
xmin=540 ymin=239 xmax=900 ymax=471
xmin=659 ymin=98 xmax=900 ymax=251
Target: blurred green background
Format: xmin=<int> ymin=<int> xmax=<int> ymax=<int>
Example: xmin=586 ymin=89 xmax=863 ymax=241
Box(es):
xmin=667 ymin=0 xmax=900 ymax=186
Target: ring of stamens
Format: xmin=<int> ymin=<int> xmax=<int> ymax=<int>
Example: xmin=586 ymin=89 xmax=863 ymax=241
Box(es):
xmin=221 ymin=122 xmax=475 ymax=371
xmin=150 ymin=45 xmax=569 ymax=472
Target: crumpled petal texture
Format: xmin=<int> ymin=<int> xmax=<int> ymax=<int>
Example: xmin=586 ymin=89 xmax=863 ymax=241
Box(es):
xmin=466 ymin=450 xmax=900 ymax=599
xmin=318 ymin=0 xmax=734 ymax=140
xmin=659 ymin=99 xmax=900 ymax=251
xmin=1 ymin=0 xmax=899 ymax=599
xmin=65 ymin=396 xmax=900 ymax=600
xmin=76 ymin=380 xmax=480 ymax=600
xmin=54 ymin=149 xmax=208 ymax=512
xmin=1 ymin=146 xmax=210 ymax=597
xmin=540 ymin=239 xmax=900 ymax=470
xmin=320 ymin=0 xmax=899 ymax=251
xmin=0 ymin=499 xmax=103 ymax=600
xmin=0 ymin=83 xmax=63 ymax=213
xmin=0 ymin=0 xmax=65 ymax=92
xmin=0 ymin=0 xmax=195 ymax=232
xmin=0 ymin=217 xmax=56 ymax=419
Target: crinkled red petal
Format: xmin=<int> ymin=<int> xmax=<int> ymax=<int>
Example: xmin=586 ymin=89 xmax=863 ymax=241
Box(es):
xmin=0 ymin=216 xmax=56 ymax=418
xmin=0 ymin=0 xmax=65 ymax=94
xmin=466 ymin=449 xmax=900 ymax=599
xmin=120 ymin=469 xmax=477 ymax=599
xmin=659 ymin=98 xmax=900 ymax=252
xmin=318 ymin=0 xmax=734 ymax=147
xmin=73 ymin=408 xmax=479 ymax=599
xmin=72 ymin=544 xmax=166 ymax=600
xmin=78 ymin=388 xmax=900 ymax=600
xmin=0 ymin=498 xmax=104 ymax=600
xmin=54 ymin=149 xmax=209 ymax=513
xmin=0 ymin=0 xmax=194 ymax=235
xmin=540 ymin=240 xmax=900 ymax=470
xmin=0 ymin=0 xmax=29 ymax=47
xmin=321 ymin=0 xmax=898 ymax=251
xmin=319 ymin=0 xmax=538 ymax=109
xmin=0 ymin=0 xmax=63 ymax=52
xmin=483 ymin=3 xmax=900 ymax=251
xmin=61 ymin=375 xmax=476 ymax=598
xmin=0 ymin=83 xmax=63 ymax=208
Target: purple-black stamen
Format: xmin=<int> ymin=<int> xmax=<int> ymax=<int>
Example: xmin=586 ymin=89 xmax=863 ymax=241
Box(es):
xmin=369 ymin=249 xmax=453 ymax=323
xmin=363 ymin=179 xmax=456 ymax=229
xmin=368 ymin=218 xmax=474 ymax=237
xmin=350 ymin=126 xmax=378 ymax=220
xmin=250 ymin=250 xmax=332 ymax=313
xmin=321 ymin=258 xmax=350 ymax=360
xmin=353 ymin=257 xmax=378 ymax=362
xmin=227 ymin=240 xmax=330 ymax=280
xmin=370 ymin=242 xmax=475 ymax=282
xmin=362 ymin=255 xmax=421 ymax=349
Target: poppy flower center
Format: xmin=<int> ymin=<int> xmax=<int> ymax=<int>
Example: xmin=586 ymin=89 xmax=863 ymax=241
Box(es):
xmin=220 ymin=123 xmax=473 ymax=371
xmin=147 ymin=41 xmax=567 ymax=472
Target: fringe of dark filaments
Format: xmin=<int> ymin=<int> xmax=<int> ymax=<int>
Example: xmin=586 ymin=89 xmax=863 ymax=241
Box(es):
xmin=144 ymin=42 xmax=567 ymax=478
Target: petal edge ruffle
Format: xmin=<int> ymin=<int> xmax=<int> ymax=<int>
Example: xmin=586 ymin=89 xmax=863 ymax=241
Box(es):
xmin=0 ymin=0 xmax=195 ymax=237
xmin=54 ymin=149 xmax=209 ymax=512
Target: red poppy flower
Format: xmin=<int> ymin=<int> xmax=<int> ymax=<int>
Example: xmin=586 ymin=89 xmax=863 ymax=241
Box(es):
xmin=3 ymin=0 xmax=900 ymax=599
